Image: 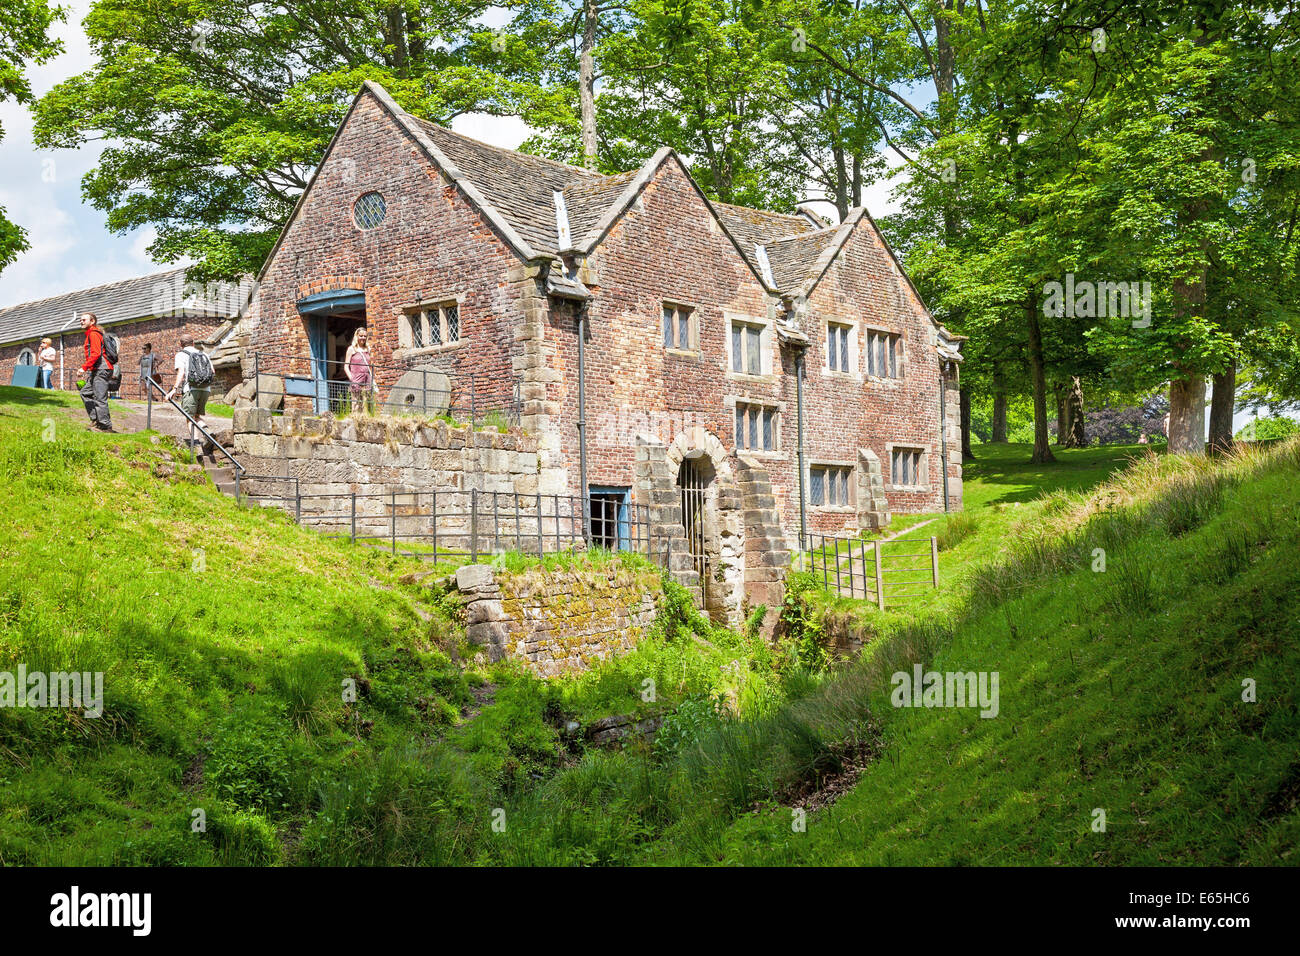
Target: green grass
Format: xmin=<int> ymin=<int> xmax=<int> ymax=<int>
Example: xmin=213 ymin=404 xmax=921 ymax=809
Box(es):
xmin=2 ymin=386 xmax=1295 ymax=865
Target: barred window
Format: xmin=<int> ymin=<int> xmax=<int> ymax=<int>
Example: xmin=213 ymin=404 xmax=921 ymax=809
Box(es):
xmin=866 ymin=331 xmax=901 ymax=378
xmin=811 ymin=465 xmax=852 ymax=506
xmin=891 ymin=448 xmax=924 ymax=486
xmin=827 ymin=322 xmax=851 ymax=373
xmin=663 ymin=303 xmax=696 ymax=351
xmin=735 ymin=402 xmax=777 ymax=452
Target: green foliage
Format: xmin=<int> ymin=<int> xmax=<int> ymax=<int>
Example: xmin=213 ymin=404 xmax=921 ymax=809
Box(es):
xmin=1238 ymin=416 xmax=1300 ymax=441
xmin=207 ymin=705 xmax=294 ymax=814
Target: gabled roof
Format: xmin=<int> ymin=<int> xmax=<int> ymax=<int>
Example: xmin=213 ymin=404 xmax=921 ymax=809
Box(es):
xmin=0 ymin=267 xmax=250 ymax=347
xmin=268 ymin=82 xmax=945 ymax=336
xmin=409 ymin=115 xmax=600 ymax=254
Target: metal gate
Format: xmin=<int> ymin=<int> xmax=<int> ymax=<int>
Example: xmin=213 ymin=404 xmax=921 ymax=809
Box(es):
xmin=678 ymin=457 xmax=710 ymax=589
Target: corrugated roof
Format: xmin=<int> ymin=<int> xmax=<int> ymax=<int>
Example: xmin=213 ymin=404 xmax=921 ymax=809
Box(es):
xmin=0 ymin=267 xmax=251 ymax=346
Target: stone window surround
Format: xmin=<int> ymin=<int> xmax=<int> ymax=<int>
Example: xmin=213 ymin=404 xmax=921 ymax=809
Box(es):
xmin=662 ymin=298 xmax=700 ymax=355
xmin=808 ymin=458 xmax=856 ymax=511
xmin=398 ymin=293 xmax=465 ymax=353
xmin=725 ymin=394 xmax=785 ymax=458
xmin=725 ymin=309 xmax=775 ymax=380
xmin=821 ymin=315 xmax=860 ymax=380
xmin=885 ymin=441 xmax=930 ymax=491
xmin=863 ymin=324 xmax=906 ymax=381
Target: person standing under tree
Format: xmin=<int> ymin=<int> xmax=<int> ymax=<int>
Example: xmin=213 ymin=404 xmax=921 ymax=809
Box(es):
xmin=77 ymin=313 xmax=115 ymax=432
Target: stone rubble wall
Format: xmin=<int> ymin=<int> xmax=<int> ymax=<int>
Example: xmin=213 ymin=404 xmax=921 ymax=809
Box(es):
xmin=453 ymin=562 xmax=662 ymax=678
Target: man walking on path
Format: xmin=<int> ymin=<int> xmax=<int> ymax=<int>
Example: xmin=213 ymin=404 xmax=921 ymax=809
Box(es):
xmin=78 ymin=312 xmax=115 ymax=432
xmin=166 ymin=334 xmax=214 ymax=452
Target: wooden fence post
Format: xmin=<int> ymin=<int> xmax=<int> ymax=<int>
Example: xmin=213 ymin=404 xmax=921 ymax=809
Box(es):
xmin=931 ymin=535 xmax=939 ymax=587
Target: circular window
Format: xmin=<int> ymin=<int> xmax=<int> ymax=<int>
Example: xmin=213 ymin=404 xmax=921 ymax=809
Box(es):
xmin=353 ymin=191 xmax=387 ymax=230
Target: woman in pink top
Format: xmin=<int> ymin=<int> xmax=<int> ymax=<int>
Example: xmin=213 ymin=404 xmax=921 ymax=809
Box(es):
xmin=344 ymin=327 xmax=377 ymax=414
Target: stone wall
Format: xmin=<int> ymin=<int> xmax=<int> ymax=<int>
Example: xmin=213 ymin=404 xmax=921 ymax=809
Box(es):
xmin=453 ymin=562 xmax=662 ymax=678
xmin=231 ymin=406 xmax=547 ymax=542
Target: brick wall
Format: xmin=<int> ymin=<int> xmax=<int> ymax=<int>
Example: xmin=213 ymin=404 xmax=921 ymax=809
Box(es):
xmin=1 ymin=314 xmax=226 ymax=397
xmin=244 ymin=92 xmax=524 ymax=412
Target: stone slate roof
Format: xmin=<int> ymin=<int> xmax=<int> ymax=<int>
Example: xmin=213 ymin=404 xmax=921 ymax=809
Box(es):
xmin=0 ymin=267 xmax=250 ymax=347
xmin=412 ymin=117 xmax=600 ymax=254
xmin=764 ymin=228 xmax=840 ymax=293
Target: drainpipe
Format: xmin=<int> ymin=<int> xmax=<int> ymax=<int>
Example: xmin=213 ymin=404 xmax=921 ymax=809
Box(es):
xmin=939 ymin=361 xmax=951 ymax=513
xmin=577 ymin=302 xmax=590 ymax=543
xmin=796 ymin=348 xmax=808 ymax=551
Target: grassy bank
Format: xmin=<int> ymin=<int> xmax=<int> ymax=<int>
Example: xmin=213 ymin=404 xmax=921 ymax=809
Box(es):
xmin=2 ymin=386 xmax=1295 ymax=865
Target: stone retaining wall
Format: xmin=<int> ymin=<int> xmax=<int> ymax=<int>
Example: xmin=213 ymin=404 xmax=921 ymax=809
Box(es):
xmin=453 ymin=562 xmax=662 ymax=678
xmin=231 ymin=406 xmax=554 ymax=538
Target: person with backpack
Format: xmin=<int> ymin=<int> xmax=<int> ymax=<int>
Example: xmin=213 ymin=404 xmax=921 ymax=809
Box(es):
xmin=165 ymin=334 xmax=216 ymax=450
xmin=77 ymin=312 xmax=116 ymax=432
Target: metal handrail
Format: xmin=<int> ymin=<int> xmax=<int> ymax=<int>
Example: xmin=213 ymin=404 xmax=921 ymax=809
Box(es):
xmin=144 ymin=375 xmax=244 ymax=478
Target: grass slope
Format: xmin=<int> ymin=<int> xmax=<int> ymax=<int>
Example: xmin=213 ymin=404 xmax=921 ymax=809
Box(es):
xmin=2 ymin=387 xmax=1295 ymax=865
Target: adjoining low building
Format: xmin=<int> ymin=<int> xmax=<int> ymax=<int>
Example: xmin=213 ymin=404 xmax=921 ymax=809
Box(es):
xmin=0 ymin=267 xmax=252 ymax=396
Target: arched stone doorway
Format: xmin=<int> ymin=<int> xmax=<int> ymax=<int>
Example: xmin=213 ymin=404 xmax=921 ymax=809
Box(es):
xmin=663 ymin=428 xmax=745 ymax=624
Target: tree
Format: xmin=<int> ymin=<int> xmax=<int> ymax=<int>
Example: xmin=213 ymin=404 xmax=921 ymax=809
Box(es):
xmin=0 ymin=0 xmax=64 ymax=271
xmin=33 ymin=0 xmax=569 ymax=279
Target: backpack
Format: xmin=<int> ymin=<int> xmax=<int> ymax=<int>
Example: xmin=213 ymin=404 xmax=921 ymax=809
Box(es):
xmin=186 ymin=348 xmax=215 ymax=388
xmin=100 ymin=330 xmax=120 ymax=365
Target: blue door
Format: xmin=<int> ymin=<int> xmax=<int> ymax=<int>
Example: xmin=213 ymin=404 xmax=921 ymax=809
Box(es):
xmin=307 ymin=316 xmax=329 ymax=414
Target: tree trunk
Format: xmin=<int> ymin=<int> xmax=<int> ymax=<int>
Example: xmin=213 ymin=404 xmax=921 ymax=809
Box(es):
xmin=1055 ymin=389 xmax=1066 ymax=445
xmin=1168 ymin=376 xmax=1207 ymax=454
xmin=1208 ymin=362 xmax=1236 ymax=453
xmin=991 ymin=368 xmax=1008 ymax=442
xmin=579 ymin=0 xmax=598 ymax=169
xmin=1064 ymin=376 xmax=1086 ymax=448
xmin=960 ymin=383 xmax=974 ymax=460
xmin=1027 ymin=295 xmax=1056 ymax=463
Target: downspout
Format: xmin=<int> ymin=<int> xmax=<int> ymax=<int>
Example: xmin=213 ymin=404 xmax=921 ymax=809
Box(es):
xmin=577 ymin=301 xmax=589 ymax=542
xmin=796 ymin=348 xmax=808 ymax=551
xmin=939 ymin=360 xmax=951 ymax=512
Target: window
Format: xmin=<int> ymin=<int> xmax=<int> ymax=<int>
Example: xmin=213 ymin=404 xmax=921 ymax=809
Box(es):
xmin=662 ymin=303 xmax=696 ymax=351
xmin=353 ymin=191 xmax=387 ymax=229
xmin=891 ymin=448 xmax=924 ymax=486
xmin=17 ymin=348 xmax=36 ymax=366
xmin=730 ymin=320 xmax=764 ymax=375
xmin=734 ymin=402 xmax=777 ymax=452
xmin=589 ymin=487 xmax=630 ymax=551
xmin=866 ymin=330 xmax=901 ymax=378
xmin=810 ymin=465 xmax=852 ymax=507
xmin=827 ymin=322 xmax=852 ymax=373
xmin=404 ymin=302 xmax=461 ymax=349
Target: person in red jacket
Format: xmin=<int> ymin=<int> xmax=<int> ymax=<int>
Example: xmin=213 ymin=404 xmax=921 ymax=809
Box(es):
xmin=78 ymin=312 xmax=115 ymax=432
